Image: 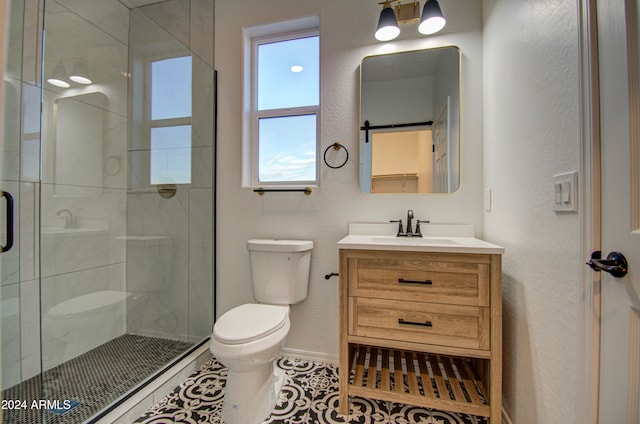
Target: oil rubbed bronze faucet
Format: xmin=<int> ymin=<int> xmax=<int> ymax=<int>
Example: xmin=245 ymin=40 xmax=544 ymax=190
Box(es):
xmin=390 ymin=209 xmax=428 ymax=237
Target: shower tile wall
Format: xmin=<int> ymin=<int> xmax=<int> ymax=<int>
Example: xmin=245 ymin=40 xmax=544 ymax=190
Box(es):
xmin=126 ymin=0 xmax=214 ymax=342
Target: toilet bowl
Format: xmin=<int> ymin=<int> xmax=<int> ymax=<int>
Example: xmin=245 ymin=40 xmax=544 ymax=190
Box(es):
xmin=210 ymin=304 xmax=290 ymax=422
xmin=210 ymin=239 xmax=313 ymax=424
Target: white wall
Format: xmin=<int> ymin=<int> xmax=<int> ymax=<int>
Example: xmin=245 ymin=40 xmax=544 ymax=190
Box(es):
xmin=482 ymin=0 xmax=581 ymax=422
xmin=362 ymin=75 xmax=434 ymax=125
xmin=216 ymin=0 xmax=483 ymax=359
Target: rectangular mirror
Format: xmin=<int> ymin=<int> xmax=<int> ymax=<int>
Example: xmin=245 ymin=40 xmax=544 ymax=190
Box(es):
xmin=359 ymin=46 xmax=460 ymax=194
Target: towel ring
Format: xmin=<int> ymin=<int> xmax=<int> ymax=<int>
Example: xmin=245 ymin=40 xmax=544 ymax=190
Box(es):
xmin=323 ymin=143 xmax=349 ymax=169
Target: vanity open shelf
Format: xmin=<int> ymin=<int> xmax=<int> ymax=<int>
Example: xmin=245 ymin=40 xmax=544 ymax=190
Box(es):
xmin=347 ymin=344 xmax=489 ymax=417
xmin=338 ymin=226 xmax=503 ymax=422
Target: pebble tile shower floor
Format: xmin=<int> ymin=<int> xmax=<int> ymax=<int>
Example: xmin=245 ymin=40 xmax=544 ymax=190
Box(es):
xmin=1 ymin=334 xmax=194 ymax=424
xmin=136 ymin=356 xmax=489 ymax=424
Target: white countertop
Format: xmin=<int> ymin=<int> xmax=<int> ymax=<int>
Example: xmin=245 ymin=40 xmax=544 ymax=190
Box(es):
xmin=337 ymin=223 xmax=505 ymax=254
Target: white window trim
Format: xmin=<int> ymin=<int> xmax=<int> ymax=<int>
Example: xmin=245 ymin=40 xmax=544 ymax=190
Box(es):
xmin=248 ymin=29 xmax=320 ymax=188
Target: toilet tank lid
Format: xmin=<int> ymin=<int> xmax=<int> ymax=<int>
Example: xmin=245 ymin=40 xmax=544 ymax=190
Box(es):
xmin=247 ymin=239 xmax=313 ymax=252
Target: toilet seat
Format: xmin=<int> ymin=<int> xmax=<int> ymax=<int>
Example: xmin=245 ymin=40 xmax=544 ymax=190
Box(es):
xmin=214 ymin=304 xmax=289 ymax=345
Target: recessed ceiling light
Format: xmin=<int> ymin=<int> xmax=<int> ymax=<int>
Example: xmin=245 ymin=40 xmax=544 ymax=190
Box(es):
xmin=290 ymin=65 xmax=304 ymax=73
xmin=47 ymin=78 xmax=70 ymax=88
xmin=69 ymin=75 xmax=92 ymax=85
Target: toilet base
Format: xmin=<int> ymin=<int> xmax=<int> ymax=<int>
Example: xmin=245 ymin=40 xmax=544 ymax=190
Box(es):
xmin=222 ymin=360 xmax=286 ymax=423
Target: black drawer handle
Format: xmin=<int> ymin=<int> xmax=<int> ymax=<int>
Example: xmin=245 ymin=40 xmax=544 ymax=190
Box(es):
xmin=398 ymin=318 xmax=433 ymax=328
xmin=398 ymin=278 xmax=432 ymax=285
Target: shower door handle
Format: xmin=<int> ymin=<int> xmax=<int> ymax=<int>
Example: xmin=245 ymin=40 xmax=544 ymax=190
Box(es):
xmin=1 ymin=191 xmax=14 ymax=253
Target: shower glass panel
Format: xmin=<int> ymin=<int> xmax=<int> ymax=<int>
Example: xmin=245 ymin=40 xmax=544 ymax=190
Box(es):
xmin=29 ymin=1 xmax=214 ymax=422
xmin=2 ymin=1 xmax=42 ymax=423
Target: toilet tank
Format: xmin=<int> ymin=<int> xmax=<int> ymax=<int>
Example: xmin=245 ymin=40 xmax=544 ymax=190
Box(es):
xmin=247 ymin=239 xmax=313 ymax=305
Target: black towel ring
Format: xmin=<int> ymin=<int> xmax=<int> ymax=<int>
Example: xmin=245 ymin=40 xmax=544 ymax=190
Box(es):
xmin=323 ymin=143 xmax=349 ymax=169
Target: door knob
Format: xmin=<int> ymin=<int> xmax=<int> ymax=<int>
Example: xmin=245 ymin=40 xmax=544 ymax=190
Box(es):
xmin=587 ymin=251 xmax=628 ymax=277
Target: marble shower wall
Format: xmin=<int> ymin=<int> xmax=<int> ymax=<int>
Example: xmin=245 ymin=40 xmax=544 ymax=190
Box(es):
xmin=125 ymin=0 xmax=214 ymax=342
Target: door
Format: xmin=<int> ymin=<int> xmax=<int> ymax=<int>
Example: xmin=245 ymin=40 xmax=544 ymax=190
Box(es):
xmin=432 ymin=96 xmax=450 ymax=193
xmin=1 ymin=3 xmax=44 ymax=422
xmin=1 ymin=0 xmax=24 ymax=397
xmin=595 ymin=0 xmax=640 ymax=421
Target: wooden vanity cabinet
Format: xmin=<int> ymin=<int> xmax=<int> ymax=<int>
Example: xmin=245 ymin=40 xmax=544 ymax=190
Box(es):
xmin=338 ymin=249 xmax=502 ymax=423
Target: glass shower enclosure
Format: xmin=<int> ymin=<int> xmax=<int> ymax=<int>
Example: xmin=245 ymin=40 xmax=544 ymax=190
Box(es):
xmin=1 ymin=1 xmax=215 ymax=422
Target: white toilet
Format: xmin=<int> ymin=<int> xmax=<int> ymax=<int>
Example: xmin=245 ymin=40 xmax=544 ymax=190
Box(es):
xmin=209 ymin=239 xmax=313 ymax=424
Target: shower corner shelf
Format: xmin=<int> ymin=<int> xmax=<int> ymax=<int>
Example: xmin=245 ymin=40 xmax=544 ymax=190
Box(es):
xmin=338 ymin=248 xmax=503 ymax=423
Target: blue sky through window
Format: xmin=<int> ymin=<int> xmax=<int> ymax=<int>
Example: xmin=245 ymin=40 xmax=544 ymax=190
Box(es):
xmin=150 ymin=56 xmax=192 ymax=184
xmin=150 ymin=125 xmax=192 ymax=184
xmin=258 ymin=114 xmax=316 ymax=182
xmin=258 ymin=36 xmax=318 ymax=110
xmin=151 ymin=56 xmax=192 ymax=119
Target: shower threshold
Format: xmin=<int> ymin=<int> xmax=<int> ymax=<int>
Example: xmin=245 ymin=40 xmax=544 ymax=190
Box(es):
xmin=2 ymin=334 xmax=194 ymax=424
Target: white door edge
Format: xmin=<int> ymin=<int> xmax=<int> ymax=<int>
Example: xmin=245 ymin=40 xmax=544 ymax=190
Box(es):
xmin=577 ymin=0 xmax=602 ymax=423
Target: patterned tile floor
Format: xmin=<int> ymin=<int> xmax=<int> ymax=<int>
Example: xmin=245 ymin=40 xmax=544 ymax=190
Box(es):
xmin=136 ymin=356 xmax=488 ymax=424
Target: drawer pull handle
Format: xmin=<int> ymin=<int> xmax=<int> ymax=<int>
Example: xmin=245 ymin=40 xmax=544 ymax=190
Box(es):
xmin=398 ymin=278 xmax=432 ymax=285
xmin=398 ymin=318 xmax=433 ymax=328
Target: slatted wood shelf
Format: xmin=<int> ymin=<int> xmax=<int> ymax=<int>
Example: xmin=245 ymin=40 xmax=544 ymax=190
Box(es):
xmin=348 ymin=344 xmax=490 ymax=417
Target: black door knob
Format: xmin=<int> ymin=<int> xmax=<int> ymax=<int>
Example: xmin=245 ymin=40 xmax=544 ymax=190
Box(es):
xmin=587 ymin=251 xmax=628 ymax=278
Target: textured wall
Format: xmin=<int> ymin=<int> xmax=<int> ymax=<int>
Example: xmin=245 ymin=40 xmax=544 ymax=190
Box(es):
xmin=215 ymin=0 xmax=484 ymax=359
xmin=482 ymin=0 xmax=581 ymax=422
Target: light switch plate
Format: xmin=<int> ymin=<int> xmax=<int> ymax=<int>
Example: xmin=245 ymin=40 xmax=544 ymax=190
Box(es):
xmin=553 ymin=171 xmax=578 ymax=212
xmin=484 ymin=188 xmax=492 ymax=212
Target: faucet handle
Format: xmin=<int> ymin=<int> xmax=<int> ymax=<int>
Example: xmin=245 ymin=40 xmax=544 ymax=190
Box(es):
xmin=414 ymin=219 xmax=429 ymax=237
xmin=390 ymin=219 xmax=404 ymax=236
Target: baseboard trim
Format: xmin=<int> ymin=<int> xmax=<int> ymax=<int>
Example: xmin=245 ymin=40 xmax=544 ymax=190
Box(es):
xmin=502 ymin=406 xmax=514 ymax=424
xmin=281 ymin=347 xmax=338 ymax=365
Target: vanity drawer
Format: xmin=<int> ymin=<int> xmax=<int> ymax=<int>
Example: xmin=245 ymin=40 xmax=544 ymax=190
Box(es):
xmin=348 ymin=254 xmax=490 ymax=307
xmin=350 ymin=297 xmax=490 ymax=350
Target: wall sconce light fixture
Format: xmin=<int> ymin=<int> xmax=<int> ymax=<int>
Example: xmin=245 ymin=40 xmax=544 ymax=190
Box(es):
xmin=374 ymin=0 xmax=446 ymax=41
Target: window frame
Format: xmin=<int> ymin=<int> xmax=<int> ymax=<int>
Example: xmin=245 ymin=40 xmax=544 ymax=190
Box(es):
xmin=249 ymin=29 xmax=320 ymax=187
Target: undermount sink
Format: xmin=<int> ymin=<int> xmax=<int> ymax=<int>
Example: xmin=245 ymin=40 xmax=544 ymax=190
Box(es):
xmin=337 ymin=223 xmax=505 ymax=254
xmin=369 ymin=235 xmax=459 ymax=245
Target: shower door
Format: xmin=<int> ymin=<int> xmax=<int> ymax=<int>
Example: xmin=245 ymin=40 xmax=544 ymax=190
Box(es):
xmin=2 ymin=0 xmax=44 ymax=423
xmin=1 ymin=0 xmax=214 ymax=421
xmin=37 ymin=1 xmax=215 ymax=422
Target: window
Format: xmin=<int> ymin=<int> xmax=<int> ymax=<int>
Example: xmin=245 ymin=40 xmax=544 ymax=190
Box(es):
xmin=251 ymin=31 xmax=320 ymax=186
xmin=149 ymin=56 xmax=192 ymax=185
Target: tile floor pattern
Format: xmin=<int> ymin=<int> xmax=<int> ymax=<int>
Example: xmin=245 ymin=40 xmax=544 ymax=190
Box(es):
xmin=136 ymin=356 xmax=488 ymax=424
